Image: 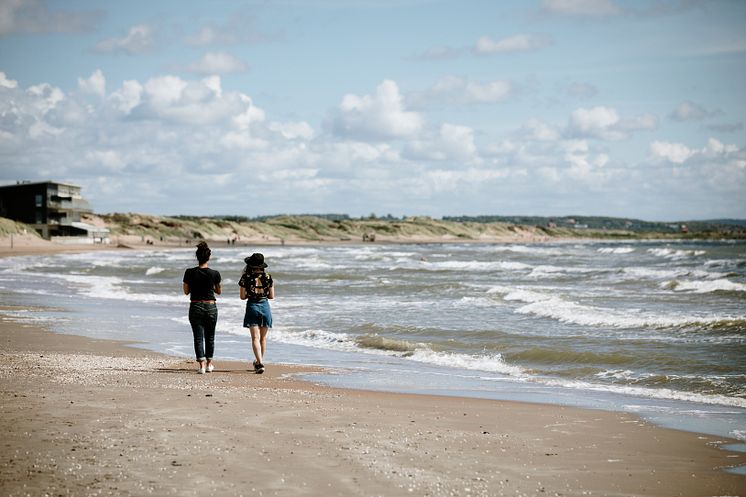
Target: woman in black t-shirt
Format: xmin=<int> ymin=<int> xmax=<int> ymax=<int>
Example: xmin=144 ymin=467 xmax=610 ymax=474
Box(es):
xmin=183 ymin=241 xmax=222 ymax=374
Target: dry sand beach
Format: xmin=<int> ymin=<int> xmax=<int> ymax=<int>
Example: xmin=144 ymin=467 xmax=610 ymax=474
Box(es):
xmin=1 ymin=241 xmax=745 ymax=496
xmin=2 ymin=315 xmax=746 ymax=496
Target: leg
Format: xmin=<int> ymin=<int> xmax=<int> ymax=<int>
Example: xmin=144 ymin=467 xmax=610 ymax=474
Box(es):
xmin=189 ymin=305 xmax=207 ymax=372
xmin=249 ymin=325 xmax=262 ymax=365
xmin=204 ymin=305 xmax=218 ymax=369
xmin=259 ymin=326 xmax=269 ymax=358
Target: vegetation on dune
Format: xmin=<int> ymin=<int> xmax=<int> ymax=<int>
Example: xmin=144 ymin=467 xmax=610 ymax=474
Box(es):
xmin=3 ymin=213 xmax=744 ymax=243
xmin=0 ymin=217 xmax=42 ymax=237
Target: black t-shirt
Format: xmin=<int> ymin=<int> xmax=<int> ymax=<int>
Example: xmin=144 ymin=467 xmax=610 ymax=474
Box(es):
xmin=183 ymin=267 xmax=222 ymax=301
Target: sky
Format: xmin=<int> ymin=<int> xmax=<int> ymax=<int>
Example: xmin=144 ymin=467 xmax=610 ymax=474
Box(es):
xmin=0 ymin=0 xmax=744 ymax=220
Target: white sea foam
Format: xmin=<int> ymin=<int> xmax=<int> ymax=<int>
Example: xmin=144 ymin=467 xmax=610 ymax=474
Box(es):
xmin=490 ymin=245 xmax=565 ymax=256
xmin=528 ymin=265 xmax=598 ymax=278
xmin=530 ymin=377 xmax=746 ymax=408
xmin=265 ymin=327 xmax=526 ymax=376
xmin=597 ymin=247 xmax=635 ymax=254
xmin=146 ymin=266 xmax=166 ymax=276
xmin=407 ymin=349 xmax=525 ymax=376
xmin=647 ymin=248 xmax=706 ymax=260
xmin=621 ymin=267 xmax=723 ymax=281
xmin=663 ymin=279 xmax=746 ymax=294
xmin=37 ymin=272 xmax=186 ymax=304
xmin=731 ymin=430 xmax=746 ymax=441
xmin=418 ymin=260 xmax=532 ymax=272
xmin=488 ymin=285 xmax=741 ymax=330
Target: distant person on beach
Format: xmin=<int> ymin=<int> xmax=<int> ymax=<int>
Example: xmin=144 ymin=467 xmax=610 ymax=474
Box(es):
xmin=182 ymin=241 xmax=222 ymax=374
xmin=239 ymin=253 xmax=274 ymax=374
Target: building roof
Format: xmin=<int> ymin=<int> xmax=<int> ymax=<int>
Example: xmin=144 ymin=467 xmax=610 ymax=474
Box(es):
xmin=0 ymin=180 xmax=82 ymax=190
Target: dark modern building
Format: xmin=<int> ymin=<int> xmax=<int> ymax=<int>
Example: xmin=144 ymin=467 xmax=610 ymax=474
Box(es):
xmin=0 ymin=181 xmax=106 ymax=240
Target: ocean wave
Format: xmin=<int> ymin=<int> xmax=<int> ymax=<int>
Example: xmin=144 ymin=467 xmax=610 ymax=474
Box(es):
xmin=647 ymin=248 xmax=706 ymax=260
xmin=597 ymin=247 xmax=636 ymax=254
xmin=355 ymin=334 xmax=419 ymax=353
xmin=528 ymin=265 xmax=599 ymax=278
xmin=35 ymin=272 xmax=186 ymax=304
xmin=731 ymin=430 xmax=746 ymax=442
xmin=145 ymin=266 xmax=166 ymax=276
xmin=621 ymin=267 xmax=724 ymax=281
xmin=265 ymin=328 xmax=525 ymax=375
xmin=487 ymin=285 xmax=745 ymax=330
xmin=526 ymin=377 xmax=746 ymax=408
xmin=509 ymin=348 xmax=634 ymax=366
xmin=418 ymin=260 xmax=532 ymax=272
xmin=662 ymin=279 xmax=746 ymax=294
xmin=490 ymin=245 xmax=565 ymax=256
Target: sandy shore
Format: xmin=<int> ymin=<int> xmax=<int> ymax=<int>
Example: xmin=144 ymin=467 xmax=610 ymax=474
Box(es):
xmin=1 ymin=308 xmax=744 ymax=497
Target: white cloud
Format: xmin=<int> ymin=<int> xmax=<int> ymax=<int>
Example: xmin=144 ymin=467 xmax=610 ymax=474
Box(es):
xmin=569 ymin=106 xmax=656 ymax=140
xmin=109 ymin=80 xmax=143 ymax=114
xmin=650 ymin=141 xmax=695 ymax=164
xmin=1 ymin=67 xmax=743 ymax=220
xmin=439 ymin=123 xmax=478 ymax=162
xmin=650 ymin=138 xmax=738 ymax=165
xmin=78 ymin=69 xmax=106 ymax=97
xmin=184 ymin=16 xmax=273 ymax=47
xmin=464 ymin=80 xmax=512 ymax=103
xmin=570 ymin=106 xmax=622 ymax=139
xmin=703 ymin=137 xmax=737 ymax=156
xmin=540 ymin=0 xmax=621 ymax=17
xmin=94 ymin=24 xmax=156 ymax=55
xmin=404 ymin=123 xmax=480 ymax=165
xmin=668 ymin=101 xmax=719 ymax=122
xmin=473 ymin=33 xmax=553 ymax=55
xmin=269 ymin=121 xmax=315 ymax=140
xmin=521 ymin=119 xmax=561 ymax=141
xmin=184 ymin=52 xmax=249 ymax=75
xmin=330 ymin=80 xmax=424 ymax=141
xmin=0 ymin=72 xmax=18 ymax=89
xmin=413 ymin=76 xmax=512 ymax=108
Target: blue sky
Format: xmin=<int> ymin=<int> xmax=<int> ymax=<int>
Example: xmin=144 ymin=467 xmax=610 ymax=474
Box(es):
xmin=1 ymin=0 xmax=744 ymax=220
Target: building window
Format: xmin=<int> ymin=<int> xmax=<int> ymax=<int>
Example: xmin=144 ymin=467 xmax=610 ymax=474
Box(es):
xmin=35 ymin=211 xmax=43 ymax=224
xmin=35 ymin=194 xmax=43 ymax=207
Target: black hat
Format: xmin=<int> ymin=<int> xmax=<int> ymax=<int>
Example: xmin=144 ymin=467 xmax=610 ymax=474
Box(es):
xmin=244 ymin=253 xmax=268 ymax=268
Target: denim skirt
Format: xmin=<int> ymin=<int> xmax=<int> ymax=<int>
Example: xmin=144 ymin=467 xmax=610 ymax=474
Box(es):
xmin=243 ymin=299 xmax=272 ymax=328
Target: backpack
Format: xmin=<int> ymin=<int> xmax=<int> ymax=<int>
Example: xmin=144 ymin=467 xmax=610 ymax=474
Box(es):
xmin=241 ymin=271 xmax=272 ymax=301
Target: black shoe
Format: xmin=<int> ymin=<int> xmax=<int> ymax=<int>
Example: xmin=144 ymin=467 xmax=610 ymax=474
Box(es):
xmin=254 ymin=361 xmax=265 ymax=374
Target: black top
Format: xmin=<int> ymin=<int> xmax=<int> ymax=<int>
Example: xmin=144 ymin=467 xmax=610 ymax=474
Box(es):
xmin=239 ymin=271 xmax=273 ymax=303
xmin=183 ymin=267 xmax=222 ymax=301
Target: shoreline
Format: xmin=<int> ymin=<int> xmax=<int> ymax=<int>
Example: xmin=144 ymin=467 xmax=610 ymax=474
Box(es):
xmin=1 ymin=233 xmax=742 ymax=260
xmin=2 ymin=310 xmax=745 ymax=496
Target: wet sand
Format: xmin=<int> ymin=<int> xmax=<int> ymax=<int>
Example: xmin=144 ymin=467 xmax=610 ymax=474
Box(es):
xmin=1 ymin=308 xmax=744 ymax=497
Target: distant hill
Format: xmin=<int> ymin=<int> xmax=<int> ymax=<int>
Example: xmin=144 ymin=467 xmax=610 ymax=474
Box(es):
xmin=443 ymin=215 xmax=746 ymax=238
xmin=81 ymin=213 xmax=746 ymax=243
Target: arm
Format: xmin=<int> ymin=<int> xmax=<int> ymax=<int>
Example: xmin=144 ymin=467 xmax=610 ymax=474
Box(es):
xmin=183 ymin=283 xmax=190 ymax=295
xmin=240 ymin=286 xmax=247 ymax=300
xmin=268 ymin=285 xmax=275 ymax=300
xmin=214 ymin=283 xmax=222 ymax=295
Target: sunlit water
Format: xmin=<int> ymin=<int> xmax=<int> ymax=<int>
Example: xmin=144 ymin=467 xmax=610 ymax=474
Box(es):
xmin=1 ymin=240 xmax=744 ymax=445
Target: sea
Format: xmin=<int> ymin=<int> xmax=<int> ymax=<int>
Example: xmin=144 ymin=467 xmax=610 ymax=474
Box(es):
xmin=1 ymin=240 xmax=745 ymax=457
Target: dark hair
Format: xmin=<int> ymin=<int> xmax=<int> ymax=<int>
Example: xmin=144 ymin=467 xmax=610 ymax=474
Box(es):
xmin=195 ymin=241 xmax=211 ymax=264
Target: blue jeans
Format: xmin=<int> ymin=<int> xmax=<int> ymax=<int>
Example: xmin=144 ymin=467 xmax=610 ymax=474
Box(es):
xmin=189 ymin=302 xmax=217 ymax=361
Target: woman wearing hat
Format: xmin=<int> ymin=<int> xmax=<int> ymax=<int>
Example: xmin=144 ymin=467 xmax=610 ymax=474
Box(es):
xmin=239 ymin=253 xmax=274 ymax=374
